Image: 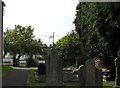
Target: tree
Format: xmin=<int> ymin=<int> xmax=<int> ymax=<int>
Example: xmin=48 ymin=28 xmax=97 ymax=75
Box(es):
xmin=74 ymin=2 xmax=120 ymax=81
xmin=74 ymin=2 xmax=120 ymax=66
xmin=56 ymin=31 xmax=84 ymax=67
xmin=4 ymin=25 xmax=44 ymax=66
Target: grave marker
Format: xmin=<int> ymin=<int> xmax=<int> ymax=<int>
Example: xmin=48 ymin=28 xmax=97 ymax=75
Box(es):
xmin=45 ymin=47 xmax=63 ymax=86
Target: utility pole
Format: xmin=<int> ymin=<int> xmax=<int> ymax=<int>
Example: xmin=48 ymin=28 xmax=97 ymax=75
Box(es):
xmin=0 ymin=1 xmax=2 ymax=88
xmin=0 ymin=0 xmax=5 ymax=87
xmin=0 ymin=0 xmax=3 ymax=66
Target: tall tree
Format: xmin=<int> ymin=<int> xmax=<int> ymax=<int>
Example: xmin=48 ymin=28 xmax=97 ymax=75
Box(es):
xmin=73 ymin=2 xmax=120 ymax=66
xmin=4 ymin=25 xmax=43 ymax=66
xmin=56 ymin=31 xmax=83 ymax=67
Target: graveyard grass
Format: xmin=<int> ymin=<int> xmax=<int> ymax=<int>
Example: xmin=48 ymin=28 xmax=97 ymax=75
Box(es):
xmin=2 ymin=66 xmax=13 ymax=76
xmin=103 ymin=81 xmax=115 ymax=87
xmin=27 ymin=68 xmax=80 ymax=87
xmin=27 ymin=67 xmax=44 ymax=87
xmin=27 ymin=68 xmax=115 ymax=87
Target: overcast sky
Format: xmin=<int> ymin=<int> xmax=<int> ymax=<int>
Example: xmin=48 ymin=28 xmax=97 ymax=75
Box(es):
xmin=3 ymin=0 xmax=79 ymax=45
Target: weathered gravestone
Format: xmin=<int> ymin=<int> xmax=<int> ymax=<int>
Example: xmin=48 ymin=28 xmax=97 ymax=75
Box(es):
xmin=45 ymin=47 xmax=64 ymax=86
xmin=78 ymin=65 xmax=85 ymax=87
xmin=78 ymin=59 xmax=102 ymax=88
xmin=85 ymin=59 xmax=102 ymax=87
xmin=85 ymin=59 xmax=96 ymax=87
xmin=115 ymin=57 xmax=120 ymax=88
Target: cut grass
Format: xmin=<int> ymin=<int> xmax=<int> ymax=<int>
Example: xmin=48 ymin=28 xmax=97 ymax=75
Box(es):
xmin=103 ymin=81 xmax=115 ymax=88
xmin=2 ymin=66 xmax=13 ymax=76
xmin=27 ymin=68 xmax=44 ymax=87
xmin=28 ymin=68 xmax=115 ymax=87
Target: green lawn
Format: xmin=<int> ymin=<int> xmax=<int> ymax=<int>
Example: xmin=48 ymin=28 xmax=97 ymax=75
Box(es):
xmin=27 ymin=68 xmax=44 ymax=88
xmin=2 ymin=66 xmax=13 ymax=76
xmin=27 ymin=68 xmax=115 ymax=87
xmin=103 ymin=81 xmax=115 ymax=88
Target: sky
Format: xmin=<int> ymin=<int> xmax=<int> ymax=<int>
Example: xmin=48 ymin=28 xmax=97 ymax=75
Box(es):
xmin=3 ymin=0 xmax=79 ymax=45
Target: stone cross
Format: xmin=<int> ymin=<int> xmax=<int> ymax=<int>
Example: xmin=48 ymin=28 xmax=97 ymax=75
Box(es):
xmin=45 ymin=47 xmax=63 ymax=86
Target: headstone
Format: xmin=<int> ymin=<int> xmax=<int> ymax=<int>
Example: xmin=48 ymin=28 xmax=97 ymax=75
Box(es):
xmin=85 ymin=59 xmax=102 ymax=87
xmin=95 ymin=67 xmax=102 ymax=87
xmin=78 ymin=65 xmax=85 ymax=87
xmin=45 ymin=47 xmax=63 ymax=86
xmin=85 ymin=59 xmax=96 ymax=86
xmin=35 ymin=61 xmax=46 ymax=82
xmin=38 ymin=63 xmax=46 ymax=75
xmin=115 ymin=57 xmax=120 ymax=88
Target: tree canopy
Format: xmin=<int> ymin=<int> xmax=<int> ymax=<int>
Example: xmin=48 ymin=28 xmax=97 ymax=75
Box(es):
xmin=4 ymin=25 xmax=45 ymax=66
xmin=73 ymin=2 xmax=120 ymax=67
xmin=56 ymin=31 xmax=84 ymax=67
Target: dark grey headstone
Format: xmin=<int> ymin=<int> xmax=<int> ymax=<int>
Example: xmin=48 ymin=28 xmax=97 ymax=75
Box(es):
xmin=85 ymin=59 xmax=102 ymax=87
xmin=38 ymin=63 xmax=46 ymax=75
xmin=45 ymin=47 xmax=63 ymax=86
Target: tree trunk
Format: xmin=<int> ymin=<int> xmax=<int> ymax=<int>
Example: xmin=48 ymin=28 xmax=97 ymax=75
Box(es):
xmin=16 ymin=53 xmax=24 ymax=66
xmin=16 ymin=54 xmax=21 ymax=66
xmin=13 ymin=53 xmax=17 ymax=66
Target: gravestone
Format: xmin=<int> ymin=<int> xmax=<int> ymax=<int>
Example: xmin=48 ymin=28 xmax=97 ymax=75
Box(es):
xmin=36 ymin=61 xmax=46 ymax=82
xmin=95 ymin=67 xmax=102 ymax=87
xmin=85 ymin=59 xmax=102 ymax=87
xmin=85 ymin=59 xmax=96 ymax=86
xmin=78 ymin=65 xmax=85 ymax=87
xmin=82 ymin=59 xmax=102 ymax=87
xmin=115 ymin=57 xmax=120 ymax=88
xmin=38 ymin=63 xmax=46 ymax=75
xmin=45 ymin=47 xmax=63 ymax=86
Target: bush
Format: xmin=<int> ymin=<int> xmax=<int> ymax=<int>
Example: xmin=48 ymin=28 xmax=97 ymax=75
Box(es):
xmin=26 ymin=57 xmax=37 ymax=67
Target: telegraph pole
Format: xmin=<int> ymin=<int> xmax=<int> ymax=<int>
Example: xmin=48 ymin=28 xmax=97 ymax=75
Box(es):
xmin=0 ymin=1 xmax=5 ymax=67
xmin=0 ymin=0 xmax=2 ymax=66
xmin=0 ymin=0 xmax=5 ymax=87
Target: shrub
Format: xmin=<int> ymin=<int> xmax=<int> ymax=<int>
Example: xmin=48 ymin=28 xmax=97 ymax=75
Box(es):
xmin=26 ymin=57 xmax=36 ymax=67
